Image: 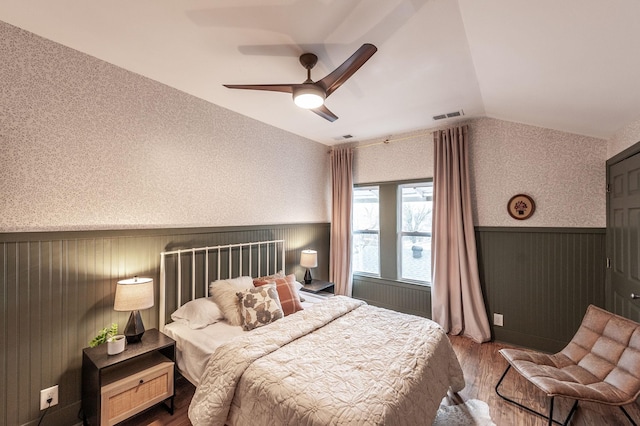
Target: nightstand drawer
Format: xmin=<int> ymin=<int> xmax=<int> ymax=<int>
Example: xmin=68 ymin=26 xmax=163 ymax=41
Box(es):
xmin=100 ymin=353 xmax=174 ymax=426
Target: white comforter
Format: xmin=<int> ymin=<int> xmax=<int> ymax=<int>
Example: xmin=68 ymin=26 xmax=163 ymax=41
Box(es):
xmin=189 ymin=296 xmax=465 ymax=426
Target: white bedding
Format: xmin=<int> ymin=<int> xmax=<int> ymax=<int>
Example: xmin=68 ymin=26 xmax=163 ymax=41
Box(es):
xmin=164 ymin=320 xmax=244 ymax=385
xmin=189 ymin=296 xmax=465 ymax=426
xmin=164 ymin=290 xmax=331 ymax=385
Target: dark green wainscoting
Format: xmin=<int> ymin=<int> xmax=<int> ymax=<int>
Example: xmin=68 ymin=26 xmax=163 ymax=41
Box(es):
xmin=476 ymin=227 xmax=606 ymax=353
xmin=0 ymin=224 xmax=606 ymax=425
xmin=352 ymin=275 xmax=432 ymax=318
xmin=0 ymin=223 xmax=329 ymax=426
xmin=352 ymin=227 xmax=606 ymax=354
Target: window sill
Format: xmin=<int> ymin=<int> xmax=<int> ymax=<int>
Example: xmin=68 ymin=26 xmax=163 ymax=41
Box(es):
xmin=352 ymin=273 xmax=431 ymax=288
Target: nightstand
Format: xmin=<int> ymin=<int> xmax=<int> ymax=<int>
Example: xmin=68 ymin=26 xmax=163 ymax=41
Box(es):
xmin=82 ymin=328 xmax=175 ymax=426
xmin=301 ymin=279 xmax=335 ymax=294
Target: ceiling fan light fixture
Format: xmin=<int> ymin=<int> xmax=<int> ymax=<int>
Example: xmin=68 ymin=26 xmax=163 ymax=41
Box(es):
xmin=293 ymin=85 xmax=325 ymax=109
xmin=224 ymin=44 xmax=376 ymax=121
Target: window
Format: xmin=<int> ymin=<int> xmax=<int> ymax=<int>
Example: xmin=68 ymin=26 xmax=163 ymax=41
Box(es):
xmin=352 ymin=180 xmax=432 ymax=285
xmin=399 ymin=183 xmax=432 ymax=283
xmin=352 ymin=186 xmax=380 ymax=275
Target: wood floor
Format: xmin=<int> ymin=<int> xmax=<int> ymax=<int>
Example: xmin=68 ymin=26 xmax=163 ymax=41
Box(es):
xmin=121 ymin=335 xmax=640 ymax=425
xmin=445 ymin=336 xmax=640 ymax=425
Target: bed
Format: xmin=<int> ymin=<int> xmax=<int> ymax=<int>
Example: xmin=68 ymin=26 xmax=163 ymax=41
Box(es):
xmin=159 ymin=240 xmax=464 ymax=426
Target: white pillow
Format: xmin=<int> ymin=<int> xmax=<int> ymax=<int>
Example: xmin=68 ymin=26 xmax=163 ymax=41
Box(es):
xmin=170 ymin=297 xmax=223 ymax=329
xmin=294 ymin=280 xmax=305 ymax=302
xmin=210 ymin=279 xmax=254 ymax=326
xmin=208 ymin=276 xmax=253 ymax=296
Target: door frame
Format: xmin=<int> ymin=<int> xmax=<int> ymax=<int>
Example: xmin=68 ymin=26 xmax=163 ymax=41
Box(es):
xmin=606 ymin=140 xmax=640 ymax=312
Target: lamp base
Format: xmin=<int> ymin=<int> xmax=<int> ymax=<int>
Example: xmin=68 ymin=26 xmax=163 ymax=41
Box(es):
xmin=124 ymin=310 xmax=145 ymax=343
xmin=304 ymin=269 xmax=312 ymax=285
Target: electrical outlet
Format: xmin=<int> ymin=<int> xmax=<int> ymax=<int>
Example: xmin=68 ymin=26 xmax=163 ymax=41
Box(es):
xmin=493 ymin=313 xmax=504 ymax=327
xmin=40 ymin=385 xmax=58 ymax=410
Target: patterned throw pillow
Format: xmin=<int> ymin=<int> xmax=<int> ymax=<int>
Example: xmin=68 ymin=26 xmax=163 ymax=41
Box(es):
xmin=237 ymin=283 xmax=284 ymax=331
xmin=253 ymin=274 xmax=303 ymax=316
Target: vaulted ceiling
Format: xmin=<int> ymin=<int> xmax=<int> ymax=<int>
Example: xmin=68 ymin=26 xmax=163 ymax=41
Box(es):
xmin=2 ymin=0 xmax=639 ymax=145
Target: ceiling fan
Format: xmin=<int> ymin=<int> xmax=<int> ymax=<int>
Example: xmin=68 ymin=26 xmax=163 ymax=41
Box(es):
xmin=223 ymin=43 xmax=377 ymax=122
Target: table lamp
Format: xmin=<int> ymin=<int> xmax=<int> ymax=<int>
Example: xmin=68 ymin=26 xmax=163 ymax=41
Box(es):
xmin=114 ymin=276 xmax=154 ymax=343
xmin=300 ymin=250 xmax=318 ymax=284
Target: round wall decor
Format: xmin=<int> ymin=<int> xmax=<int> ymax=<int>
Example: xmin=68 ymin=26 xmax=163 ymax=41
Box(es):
xmin=507 ymin=194 xmax=535 ymax=220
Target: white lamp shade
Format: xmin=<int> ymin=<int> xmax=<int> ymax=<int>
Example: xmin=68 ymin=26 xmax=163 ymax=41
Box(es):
xmin=114 ymin=277 xmax=154 ymax=311
xmin=300 ymin=250 xmax=318 ymax=268
xmin=292 ymin=86 xmax=325 ymax=109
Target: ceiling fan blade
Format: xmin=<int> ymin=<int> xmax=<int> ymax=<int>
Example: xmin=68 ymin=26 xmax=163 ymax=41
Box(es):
xmin=312 ymin=105 xmax=338 ymax=122
xmin=223 ymin=84 xmax=297 ymax=94
xmin=317 ymin=44 xmax=377 ymax=97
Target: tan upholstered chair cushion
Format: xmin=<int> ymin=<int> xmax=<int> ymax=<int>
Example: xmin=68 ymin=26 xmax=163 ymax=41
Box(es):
xmin=500 ymin=305 xmax=640 ymax=406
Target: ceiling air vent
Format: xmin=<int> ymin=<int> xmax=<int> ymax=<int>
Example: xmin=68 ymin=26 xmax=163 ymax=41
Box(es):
xmin=433 ymin=109 xmax=464 ymax=121
xmin=332 ymin=134 xmax=354 ymax=141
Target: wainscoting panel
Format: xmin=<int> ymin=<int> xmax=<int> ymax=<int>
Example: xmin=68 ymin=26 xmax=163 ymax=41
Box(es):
xmin=0 ymin=223 xmax=329 ymax=426
xmin=351 ymin=227 xmax=606 ymax=355
xmin=476 ymin=227 xmax=606 ymax=353
xmin=0 ymin=224 xmax=606 ymax=425
xmin=352 ymin=275 xmax=431 ymax=318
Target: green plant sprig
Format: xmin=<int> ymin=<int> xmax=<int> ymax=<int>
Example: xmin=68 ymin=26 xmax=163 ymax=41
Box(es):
xmin=89 ymin=323 xmax=118 ymax=348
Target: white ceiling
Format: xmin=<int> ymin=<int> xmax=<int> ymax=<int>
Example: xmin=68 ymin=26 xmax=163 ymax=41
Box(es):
xmin=2 ymin=0 xmax=640 ymax=145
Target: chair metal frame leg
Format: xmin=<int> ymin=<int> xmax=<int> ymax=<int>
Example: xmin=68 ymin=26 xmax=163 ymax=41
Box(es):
xmin=496 ymin=365 xmax=579 ymax=426
xmin=621 ymin=406 xmax=638 ymax=426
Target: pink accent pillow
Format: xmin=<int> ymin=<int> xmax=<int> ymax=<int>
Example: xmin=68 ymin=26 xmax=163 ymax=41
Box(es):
xmin=253 ymin=274 xmax=303 ymax=316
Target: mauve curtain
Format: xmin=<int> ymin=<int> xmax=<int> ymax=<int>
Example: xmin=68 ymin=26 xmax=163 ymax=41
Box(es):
xmin=432 ymin=125 xmax=491 ymax=343
xmin=330 ymin=147 xmax=353 ymax=296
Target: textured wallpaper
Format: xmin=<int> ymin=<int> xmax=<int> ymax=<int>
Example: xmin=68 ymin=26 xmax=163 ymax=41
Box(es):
xmin=0 ymin=21 xmax=330 ymax=232
xmin=469 ymin=118 xmax=606 ymax=227
xmin=353 ymin=129 xmax=434 ymax=184
xmin=1 ymin=19 xmax=613 ymax=232
xmin=608 ymin=116 xmax=640 ymax=158
xmin=352 ymin=118 xmax=607 ymax=227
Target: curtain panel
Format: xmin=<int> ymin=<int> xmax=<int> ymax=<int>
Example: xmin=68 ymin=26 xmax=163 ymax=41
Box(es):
xmin=432 ymin=125 xmax=491 ymax=343
xmin=329 ymin=147 xmax=354 ymax=296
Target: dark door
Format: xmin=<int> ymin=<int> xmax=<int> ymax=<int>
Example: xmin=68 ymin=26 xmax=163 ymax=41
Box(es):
xmin=608 ymin=152 xmax=640 ymax=321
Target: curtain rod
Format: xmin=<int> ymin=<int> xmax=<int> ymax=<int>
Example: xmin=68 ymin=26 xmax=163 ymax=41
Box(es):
xmin=355 ymin=131 xmax=433 ymax=149
xmin=328 ymin=121 xmax=470 ymax=153
xmin=328 ymin=130 xmax=433 ymax=153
